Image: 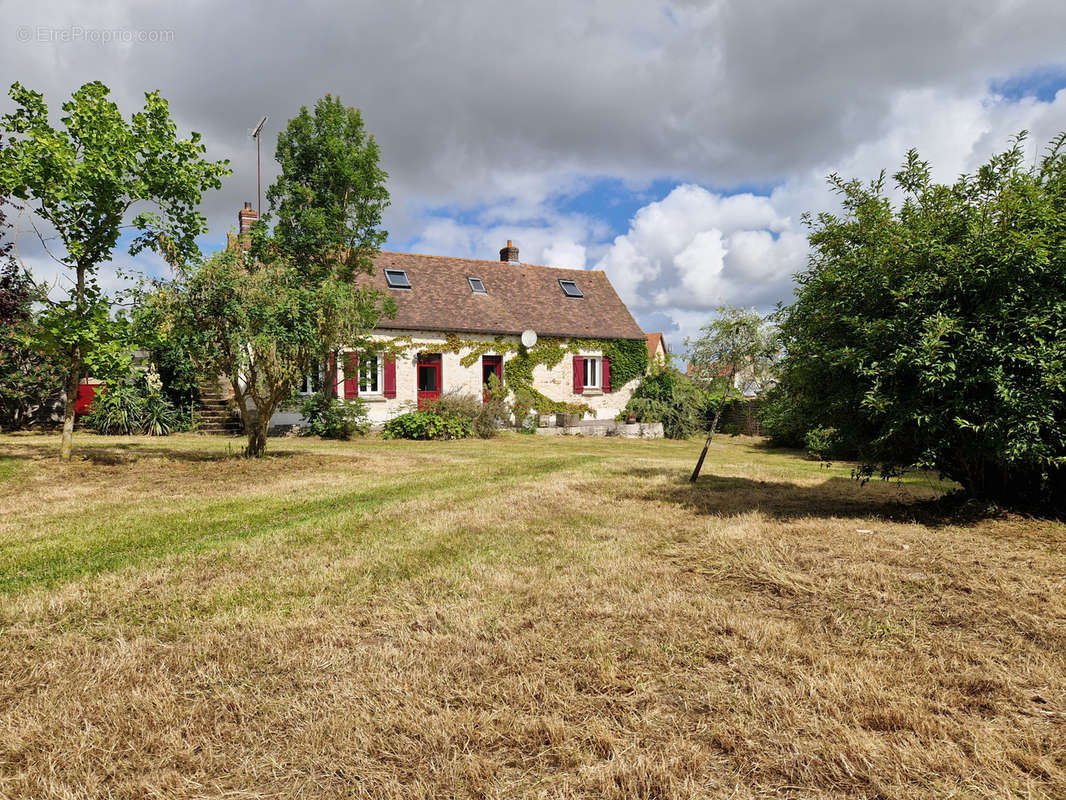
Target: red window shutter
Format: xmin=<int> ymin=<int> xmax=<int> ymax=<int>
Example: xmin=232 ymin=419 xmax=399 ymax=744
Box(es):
xmin=573 ymin=356 xmax=584 ymax=394
xmin=327 ymin=352 xmax=338 ymax=398
xmin=602 ymin=356 xmax=611 ymax=393
xmin=383 ymin=355 xmax=397 ymax=398
xmin=343 ymin=353 xmax=359 ymax=399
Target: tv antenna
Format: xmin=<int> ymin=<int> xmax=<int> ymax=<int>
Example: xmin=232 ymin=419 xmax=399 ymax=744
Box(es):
xmin=250 ymin=116 xmax=268 ymax=216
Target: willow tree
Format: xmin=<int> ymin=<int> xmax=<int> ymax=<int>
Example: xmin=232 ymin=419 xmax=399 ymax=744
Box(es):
xmin=0 ymin=81 xmax=228 ymax=459
xmin=687 ymin=306 xmax=778 ymax=482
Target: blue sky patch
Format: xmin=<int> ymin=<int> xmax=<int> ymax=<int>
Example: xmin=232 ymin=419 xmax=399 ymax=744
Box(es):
xmin=990 ymin=66 xmax=1066 ymax=103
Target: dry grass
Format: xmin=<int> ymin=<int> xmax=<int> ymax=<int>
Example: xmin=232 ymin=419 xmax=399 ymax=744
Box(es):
xmin=0 ymin=431 xmax=1063 ymax=799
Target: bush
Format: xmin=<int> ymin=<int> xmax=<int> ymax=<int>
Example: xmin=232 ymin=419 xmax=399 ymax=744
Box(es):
xmin=803 ymin=426 xmax=842 ymax=462
xmin=623 ymin=367 xmax=711 ymax=439
xmin=477 ymin=374 xmax=509 ymax=438
xmin=141 ymin=391 xmax=178 ymax=436
xmin=84 ymin=370 xmax=183 ymax=436
xmin=299 ymin=392 xmax=369 ymax=439
xmin=425 ymin=384 xmax=506 ymax=439
xmin=382 ymin=410 xmax=471 ymax=440
xmin=84 ymin=382 xmax=144 ymax=435
xmin=773 ymin=136 xmax=1066 ymax=510
xmin=510 ymin=387 xmax=539 ymax=433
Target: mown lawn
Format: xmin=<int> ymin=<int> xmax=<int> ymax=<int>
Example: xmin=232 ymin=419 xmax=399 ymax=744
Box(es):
xmin=0 ymin=431 xmax=1063 ymax=799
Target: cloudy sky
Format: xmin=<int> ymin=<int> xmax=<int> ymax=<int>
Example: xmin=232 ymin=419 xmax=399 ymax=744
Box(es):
xmin=5 ymin=0 xmax=1066 ymax=352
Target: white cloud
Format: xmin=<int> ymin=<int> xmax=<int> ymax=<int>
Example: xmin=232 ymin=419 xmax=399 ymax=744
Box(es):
xmin=593 ymin=84 xmax=1066 ymax=356
xmin=9 ymin=0 xmax=1066 ymax=362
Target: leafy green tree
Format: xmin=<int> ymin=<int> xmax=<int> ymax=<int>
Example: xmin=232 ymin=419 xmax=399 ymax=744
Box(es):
xmin=773 ymin=134 xmax=1066 ymax=510
xmin=0 ymin=82 xmax=229 ymax=459
xmin=160 ymin=95 xmax=392 ymax=457
xmin=257 ymin=94 xmax=389 ymax=278
xmin=624 ymin=365 xmax=710 ymax=439
xmin=687 ymin=306 xmax=778 ymax=482
xmin=158 ymin=249 xmax=385 ymax=455
xmin=0 ymin=195 xmax=65 ymax=429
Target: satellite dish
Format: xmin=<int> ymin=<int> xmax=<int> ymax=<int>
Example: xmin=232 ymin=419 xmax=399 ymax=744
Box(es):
xmin=521 ymin=329 xmax=537 ymax=348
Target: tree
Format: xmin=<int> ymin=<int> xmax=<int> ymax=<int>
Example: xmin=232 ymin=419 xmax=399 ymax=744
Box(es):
xmin=258 ymin=94 xmax=389 ymax=278
xmin=772 ymin=134 xmax=1066 ymax=510
xmin=0 ymin=81 xmax=229 ymax=459
xmin=164 ymin=95 xmax=392 ymax=457
xmin=0 ymin=193 xmax=64 ymax=429
xmin=687 ymin=306 xmax=777 ymax=482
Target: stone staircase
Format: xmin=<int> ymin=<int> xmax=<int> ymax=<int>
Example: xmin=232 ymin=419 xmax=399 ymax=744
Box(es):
xmin=197 ymin=380 xmax=243 ymax=436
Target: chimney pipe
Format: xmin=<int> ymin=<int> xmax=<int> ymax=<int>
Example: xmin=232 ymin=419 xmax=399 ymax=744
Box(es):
xmin=499 ymin=239 xmax=519 ymax=263
xmin=238 ymin=201 xmax=259 ymax=236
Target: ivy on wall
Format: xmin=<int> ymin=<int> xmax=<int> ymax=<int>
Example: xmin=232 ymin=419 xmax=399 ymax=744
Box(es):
xmin=365 ymin=333 xmax=648 ymax=415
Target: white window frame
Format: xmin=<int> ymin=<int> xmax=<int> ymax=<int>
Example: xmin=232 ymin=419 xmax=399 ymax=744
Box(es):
xmin=583 ymin=356 xmax=601 ymax=390
xmin=359 ymin=353 xmax=384 ymax=395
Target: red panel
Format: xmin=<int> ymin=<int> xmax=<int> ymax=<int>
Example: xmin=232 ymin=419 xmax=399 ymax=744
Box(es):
xmin=602 ymin=356 xmax=611 ymax=393
xmin=383 ymin=355 xmax=397 ymax=398
xmin=573 ymin=356 xmax=584 ymax=394
xmin=75 ymin=382 xmax=102 ymax=415
xmin=343 ymin=353 xmax=359 ymax=399
xmin=417 ymin=353 xmax=442 ymax=409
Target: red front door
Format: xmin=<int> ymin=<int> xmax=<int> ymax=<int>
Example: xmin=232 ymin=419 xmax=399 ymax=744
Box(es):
xmin=482 ymin=355 xmax=502 ymax=402
xmin=417 ymin=354 xmax=441 ymax=408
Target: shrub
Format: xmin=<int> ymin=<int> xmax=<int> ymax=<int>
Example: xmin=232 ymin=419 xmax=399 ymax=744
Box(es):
xmin=382 ymin=410 xmax=471 ymax=440
xmin=299 ymin=392 xmax=369 ymax=439
xmin=623 ymin=367 xmax=711 ymax=439
xmin=84 ymin=383 xmax=145 ymax=435
xmin=510 ymin=387 xmax=539 ymax=432
xmin=425 ymin=384 xmax=506 ymax=439
xmin=774 ymin=136 xmax=1066 ymax=510
xmin=171 ymin=401 xmax=199 ymax=433
xmin=141 ymin=391 xmax=178 ymax=436
xmin=476 ymin=374 xmax=509 ymax=438
xmin=803 ymin=426 xmax=842 ymax=462
xmin=84 ymin=370 xmax=183 ymax=436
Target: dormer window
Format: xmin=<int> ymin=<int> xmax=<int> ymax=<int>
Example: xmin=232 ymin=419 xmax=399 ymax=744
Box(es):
xmin=384 ymin=269 xmax=411 ymax=289
xmin=468 ymin=277 xmax=486 ymax=294
xmin=559 ymin=279 xmax=583 ymax=298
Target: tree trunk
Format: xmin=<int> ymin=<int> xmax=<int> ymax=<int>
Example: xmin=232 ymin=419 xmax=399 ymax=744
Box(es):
xmin=245 ymin=389 xmax=276 ymax=458
xmin=230 ymin=372 xmax=252 ymax=435
xmin=59 ymin=350 xmax=81 ymax=462
xmin=60 ymin=264 xmax=87 ymax=461
xmin=689 ymin=389 xmax=732 ymax=483
xmin=246 ymin=414 xmax=270 ymax=458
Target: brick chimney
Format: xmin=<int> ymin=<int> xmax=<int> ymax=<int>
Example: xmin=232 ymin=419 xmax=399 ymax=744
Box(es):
xmin=238 ymin=201 xmax=258 ymax=236
xmin=499 ymin=239 xmax=519 ymax=263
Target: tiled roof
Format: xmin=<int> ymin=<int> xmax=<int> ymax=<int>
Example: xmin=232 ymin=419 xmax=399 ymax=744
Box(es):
xmin=359 ymin=251 xmax=646 ymax=340
xmin=646 ymin=332 xmax=667 ymax=358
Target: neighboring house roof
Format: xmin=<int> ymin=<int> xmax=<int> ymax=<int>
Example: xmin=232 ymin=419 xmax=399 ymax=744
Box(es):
xmin=361 ymin=251 xmax=645 ymax=340
xmin=686 ymin=363 xmax=733 ymax=379
xmin=646 ymin=332 xmax=667 ymax=359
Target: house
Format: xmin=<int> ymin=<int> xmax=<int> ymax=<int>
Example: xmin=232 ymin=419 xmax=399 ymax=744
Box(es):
xmin=645 ymin=332 xmax=668 ymax=366
xmin=231 ymin=206 xmax=649 ymax=430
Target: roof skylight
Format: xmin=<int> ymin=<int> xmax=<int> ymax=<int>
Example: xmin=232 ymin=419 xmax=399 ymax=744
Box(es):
xmin=559 ymin=279 xmax=583 ymax=298
xmin=384 ymin=269 xmax=411 ymax=289
xmin=468 ymin=277 xmax=486 ymax=294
